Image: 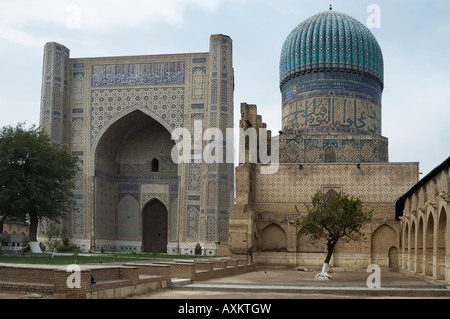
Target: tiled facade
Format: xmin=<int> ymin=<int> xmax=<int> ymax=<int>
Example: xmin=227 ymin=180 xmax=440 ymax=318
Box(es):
xmin=38 ymin=35 xmax=235 ymax=255
xmin=280 ymin=133 xmax=388 ymax=164
xmin=279 ymin=11 xmax=387 ymax=164
xmin=253 ymin=163 xmax=418 ymax=205
xmin=279 ymin=10 xmax=383 ymax=90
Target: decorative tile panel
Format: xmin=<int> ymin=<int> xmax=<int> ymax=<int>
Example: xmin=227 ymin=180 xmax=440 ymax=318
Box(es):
xmin=40 ymin=36 xmax=234 ymax=251
xmin=254 ymin=163 xmax=418 ymax=204
xmin=280 ymin=11 xmax=383 ymax=90
xmin=90 ymin=87 xmax=184 ymax=144
xmin=92 ymin=62 xmax=185 ymax=87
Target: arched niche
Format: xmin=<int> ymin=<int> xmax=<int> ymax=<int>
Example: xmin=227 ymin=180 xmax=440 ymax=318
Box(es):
xmin=260 ymin=223 xmax=287 ymax=252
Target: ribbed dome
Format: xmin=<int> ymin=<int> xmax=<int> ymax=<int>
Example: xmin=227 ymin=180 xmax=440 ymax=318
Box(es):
xmin=280 ymin=10 xmax=383 ymax=90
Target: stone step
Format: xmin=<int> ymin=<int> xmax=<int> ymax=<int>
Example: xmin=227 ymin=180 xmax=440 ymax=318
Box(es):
xmin=171 ymin=278 xmax=192 ymax=285
xmin=171 ymin=282 xmax=450 ymax=297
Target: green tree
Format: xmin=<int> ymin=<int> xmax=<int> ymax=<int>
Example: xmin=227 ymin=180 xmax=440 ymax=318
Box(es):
xmin=0 ymin=124 xmax=78 ymax=249
xmin=194 ymin=243 xmax=202 ymax=256
xmin=296 ymin=191 xmax=372 ymax=279
xmin=43 ymin=220 xmax=64 ymax=253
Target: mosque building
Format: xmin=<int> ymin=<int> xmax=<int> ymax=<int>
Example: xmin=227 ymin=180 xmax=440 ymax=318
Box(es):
xmin=228 ymin=9 xmax=419 ymax=269
xmin=37 ymin=7 xmax=449 ymax=281
xmin=38 ymin=34 xmax=235 ymax=255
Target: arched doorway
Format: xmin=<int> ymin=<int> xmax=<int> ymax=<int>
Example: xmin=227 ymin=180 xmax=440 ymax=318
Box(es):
xmin=437 ymin=208 xmax=447 ymax=280
xmin=425 ymin=214 xmax=434 ymax=276
xmin=93 ymin=110 xmax=177 ymax=252
xmin=417 ymin=218 xmax=424 ymax=273
xmin=403 ymin=223 xmax=409 ymax=269
xmin=410 ymin=221 xmax=416 ymax=271
xmin=371 ymin=224 xmax=397 ymax=268
xmin=388 ymin=246 xmax=399 ymax=270
xmin=142 ymin=199 xmax=168 ymax=253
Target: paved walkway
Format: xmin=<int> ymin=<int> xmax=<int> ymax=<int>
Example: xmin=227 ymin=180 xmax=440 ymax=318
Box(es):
xmin=129 ymin=268 xmax=450 ymax=299
xmin=1 ymin=267 xmax=449 ymax=299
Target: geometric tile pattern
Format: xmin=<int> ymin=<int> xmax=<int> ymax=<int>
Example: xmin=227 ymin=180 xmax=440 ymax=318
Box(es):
xmin=304 ymin=139 xmax=319 ymax=163
xmin=360 ymin=140 xmax=375 ymax=162
xmin=219 ymin=216 xmax=228 ymax=244
xmin=342 ymin=139 xmax=358 ymax=162
xmin=285 ymin=139 xmax=300 ymax=162
xmin=254 ymin=163 xmax=418 ymax=204
xmin=206 ymin=216 xmax=216 ymax=242
xmin=188 ymin=163 xmax=201 ymax=191
xmin=90 ymin=87 xmax=184 ymax=145
xmin=186 ymin=205 xmax=199 ymax=240
xmin=279 ymin=134 xmax=388 ymax=164
xmin=280 ymin=10 xmax=383 ymax=90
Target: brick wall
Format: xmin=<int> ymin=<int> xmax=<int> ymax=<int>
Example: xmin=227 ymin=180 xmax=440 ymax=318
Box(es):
xmin=0 ymin=265 xmax=55 ymax=284
xmin=124 ymin=263 xmax=171 ymax=283
xmin=0 ymin=258 xmax=254 ymax=298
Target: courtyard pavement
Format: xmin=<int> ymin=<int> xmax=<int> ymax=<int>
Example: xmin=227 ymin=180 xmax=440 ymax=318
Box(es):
xmin=129 ymin=267 xmax=450 ymax=299
xmin=1 ymin=267 xmax=449 ymax=300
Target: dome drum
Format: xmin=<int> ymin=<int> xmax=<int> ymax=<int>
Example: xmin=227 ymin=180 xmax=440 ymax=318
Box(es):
xmin=281 ymin=73 xmax=382 ymax=136
xmin=280 ymin=67 xmax=383 ymax=93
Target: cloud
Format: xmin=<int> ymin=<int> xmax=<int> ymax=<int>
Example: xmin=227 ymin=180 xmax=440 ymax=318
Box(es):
xmin=0 ymin=0 xmax=231 ymax=46
xmin=0 ymin=25 xmax=47 ymax=47
xmin=0 ymin=97 xmax=40 ymax=129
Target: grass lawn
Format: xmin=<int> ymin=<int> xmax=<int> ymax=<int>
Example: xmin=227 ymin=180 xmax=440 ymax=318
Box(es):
xmin=0 ymin=252 xmax=208 ymax=265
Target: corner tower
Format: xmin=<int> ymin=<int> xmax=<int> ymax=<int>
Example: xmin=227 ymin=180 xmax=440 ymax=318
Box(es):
xmin=279 ymin=10 xmax=388 ymax=163
xmin=40 ymin=42 xmax=71 ymax=147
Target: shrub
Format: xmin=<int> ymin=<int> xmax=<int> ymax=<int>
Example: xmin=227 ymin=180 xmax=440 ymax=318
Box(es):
xmin=194 ymin=243 xmax=202 ymax=256
xmin=56 ymin=237 xmax=78 ymax=252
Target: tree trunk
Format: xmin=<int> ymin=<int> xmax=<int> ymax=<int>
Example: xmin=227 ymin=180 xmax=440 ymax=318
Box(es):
xmin=315 ymin=241 xmax=336 ymax=280
xmin=28 ymin=211 xmax=42 ymax=253
xmin=29 ymin=211 xmax=38 ymax=242
xmin=324 ymin=246 xmax=334 ymax=264
xmin=0 ymin=217 xmax=5 ymax=234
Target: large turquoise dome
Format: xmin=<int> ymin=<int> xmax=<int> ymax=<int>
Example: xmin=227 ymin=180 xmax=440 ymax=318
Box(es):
xmin=280 ymin=10 xmax=383 ymax=91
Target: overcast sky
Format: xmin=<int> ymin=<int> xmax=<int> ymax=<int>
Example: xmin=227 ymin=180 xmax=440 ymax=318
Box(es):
xmin=0 ymin=0 xmax=449 ymax=178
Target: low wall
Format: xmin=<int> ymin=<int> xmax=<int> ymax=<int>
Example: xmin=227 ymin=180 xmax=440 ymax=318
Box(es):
xmin=0 ymin=257 xmax=255 ymax=299
xmin=0 ymin=264 xmax=55 ymax=293
xmin=253 ymin=252 xmax=374 ymax=270
xmin=156 ymin=258 xmax=255 ymax=281
xmin=0 ymin=263 xmax=168 ymax=299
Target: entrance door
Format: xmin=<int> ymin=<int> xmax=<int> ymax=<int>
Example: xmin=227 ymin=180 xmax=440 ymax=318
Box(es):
xmin=388 ymin=246 xmax=399 ymax=270
xmin=142 ymin=199 xmax=168 ymax=253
